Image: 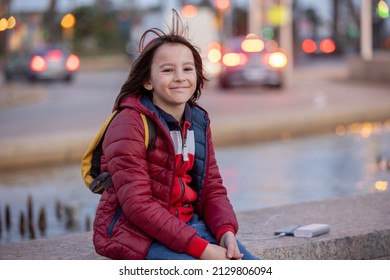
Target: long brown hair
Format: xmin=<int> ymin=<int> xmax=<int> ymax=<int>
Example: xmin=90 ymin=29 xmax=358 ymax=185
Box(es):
xmin=114 ymin=10 xmax=208 ymax=108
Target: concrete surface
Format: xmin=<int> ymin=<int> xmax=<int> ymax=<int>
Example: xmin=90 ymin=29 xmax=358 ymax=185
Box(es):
xmin=1 ymin=54 xmax=390 ymax=259
xmin=348 ymin=52 xmax=390 ymax=83
xmin=1 ymin=192 xmax=388 ymax=260
xmin=237 ymin=192 xmax=390 ymax=260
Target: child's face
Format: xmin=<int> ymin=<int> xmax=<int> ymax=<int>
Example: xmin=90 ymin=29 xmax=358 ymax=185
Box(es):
xmin=144 ymin=43 xmax=197 ymax=116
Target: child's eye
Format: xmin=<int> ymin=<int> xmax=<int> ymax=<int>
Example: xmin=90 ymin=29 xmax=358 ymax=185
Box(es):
xmin=184 ymin=67 xmax=194 ymax=72
xmin=162 ymin=68 xmax=174 ymax=73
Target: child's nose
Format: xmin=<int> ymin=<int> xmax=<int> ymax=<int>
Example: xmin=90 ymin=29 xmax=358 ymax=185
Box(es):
xmin=174 ymin=71 xmax=185 ymax=82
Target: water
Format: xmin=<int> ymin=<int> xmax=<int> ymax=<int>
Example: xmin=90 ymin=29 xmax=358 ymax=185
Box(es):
xmin=0 ymin=128 xmax=389 ymax=244
xmin=217 ymin=128 xmax=390 ymax=211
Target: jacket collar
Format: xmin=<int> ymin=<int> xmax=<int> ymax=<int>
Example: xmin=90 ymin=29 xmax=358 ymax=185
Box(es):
xmin=155 ymin=103 xmax=193 ymax=126
xmin=118 ymin=95 xmax=208 ymax=127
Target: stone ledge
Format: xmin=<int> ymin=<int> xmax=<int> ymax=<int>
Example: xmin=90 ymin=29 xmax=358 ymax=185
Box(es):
xmin=347 ymin=52 xmax=390 ymax=83
xmin=237 ymin=192 xmax=390 ymax=260
xmin=0 ymin=232 xmax=105 ymax=260
xmin=0 ymin=192 xmax=389 ymax=260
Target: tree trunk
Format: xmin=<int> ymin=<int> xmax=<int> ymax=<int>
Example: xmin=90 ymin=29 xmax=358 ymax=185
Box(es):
xmin=43 ymin=0 xmax=58 ymax=43
xmin=0 ymin=0 xmax=11 ymax=55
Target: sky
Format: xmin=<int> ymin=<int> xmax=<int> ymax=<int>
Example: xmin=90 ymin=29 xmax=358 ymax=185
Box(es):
xmin=9 ymin=0 xmax=286 ymax=13
xmin=7 ymin=0 xmax=334 ymax=36
xmin=9 ymin=0 xmax=160 ymax=12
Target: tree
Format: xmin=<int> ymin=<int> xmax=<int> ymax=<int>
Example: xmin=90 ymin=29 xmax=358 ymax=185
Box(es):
xmin=43 ymin=0 xmax=60 ymax=43
xmin=304 ymin=7 xmax=321 ymax=40
xmin=0 ymin=0 xmax=11 ymax=55
xmin=72 ymin=5 xmax=126 ymax=55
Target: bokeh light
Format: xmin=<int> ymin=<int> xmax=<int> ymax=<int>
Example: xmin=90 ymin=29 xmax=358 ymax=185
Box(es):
xmin=385 ymin=38 xmax=390 ymax=49
xmin=302 ymin=38 xmax=317 ymax=54
xmin=267 ymin=5 xmax=290 ymax=26
xmin=320 ymin=38 xmax=336 ymax=54
xmin=375 ymin=181 xmax=388 ymax=191
xmin=208 ymin=48 xmax=222 ymax=63
xmin=0 ymin=18 xmax=7 ymax=31
xmin=182 ymin=5 xmax=198 ymax=18
xmin=241 ymin=34 xmax=264 ymax=52
xmin=61 ymin=13 xmax=76 ymax=29
xmin=265 ymin=40 xmax=279 ymax=52
xmin=65 ymin=54 xmax=81 ymax=71
xmin=214 ymin=0 xmax=230 ymax=12
xmin=261 ymin=27 xmax=275 ymax=40
xmin=208 ymin=42 xmax=222 ymax=63
xmin=7 ymin=16 xmax=17 ymax=29
xmin=268 ymin=51 xmax=288 ymax=68
xmin=377 ymin=0 xmax=389 ymax=18
xmin=222 ymin=52 xmax=247 ymax=67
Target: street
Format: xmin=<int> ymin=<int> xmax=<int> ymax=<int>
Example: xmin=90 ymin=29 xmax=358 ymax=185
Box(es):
xmin=0 ymin=68 xmax=290 ymax=139
xmin=1 ymin=60 xmax=390 ymax=145
xmin=0 ymin=68 xmax=297 ymax=139
xmin=0 ymin=70 xmax=128 ymax=139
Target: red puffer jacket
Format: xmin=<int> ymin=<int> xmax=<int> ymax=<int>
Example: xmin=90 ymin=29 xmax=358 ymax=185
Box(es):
xmin=93 ymin=96 xmax=238 ymax=259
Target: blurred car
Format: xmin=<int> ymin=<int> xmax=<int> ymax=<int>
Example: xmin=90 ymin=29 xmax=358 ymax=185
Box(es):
xmin=3 ymin=45 xmax=80 ymax=83
xmin=214 ymin=35 xmax=287 ymax=88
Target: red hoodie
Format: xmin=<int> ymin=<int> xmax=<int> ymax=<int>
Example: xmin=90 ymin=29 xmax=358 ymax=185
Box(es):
xmin=156 ymin=105 xmax=198 ymax=222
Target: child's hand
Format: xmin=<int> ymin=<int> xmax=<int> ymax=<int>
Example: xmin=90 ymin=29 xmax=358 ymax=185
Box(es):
xmin=219 ymin=231 xmax=244 ymax=260
xmin=200 ymin=244 xmax=230 ymax=260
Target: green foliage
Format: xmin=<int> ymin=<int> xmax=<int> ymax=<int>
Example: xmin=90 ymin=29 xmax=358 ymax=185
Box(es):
xmin=72 ymin=6 xmax=128 ymax=55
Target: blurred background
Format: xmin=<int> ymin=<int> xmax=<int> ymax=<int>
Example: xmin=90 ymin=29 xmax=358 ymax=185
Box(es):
xmin=0 ymin=0 xmax=389 ymax=244
xmin=1 ymin=0 xmax=389 ymax=72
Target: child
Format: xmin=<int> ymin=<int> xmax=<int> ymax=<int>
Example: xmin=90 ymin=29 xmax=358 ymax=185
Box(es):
xmin=92 ymin=10 xmax=258 ymax=260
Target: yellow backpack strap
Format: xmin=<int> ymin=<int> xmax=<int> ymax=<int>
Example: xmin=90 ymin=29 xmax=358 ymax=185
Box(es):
xmin=141 ymin=113 xmax=156 ymax=154
xmin=81 ymin=110 xmax=118 ymax=189
xmin=140 ymin=113 xmax=150 ymax=150
xmin=81 ymin=111 xmax=156 ymax=194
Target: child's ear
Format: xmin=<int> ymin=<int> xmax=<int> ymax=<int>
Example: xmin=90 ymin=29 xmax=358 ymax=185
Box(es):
xmin=144 ymin=81 xmax=153 ymax=91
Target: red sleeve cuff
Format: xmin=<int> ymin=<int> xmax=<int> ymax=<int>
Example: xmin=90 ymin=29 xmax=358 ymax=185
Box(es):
xmin=215 ymin=225 xmax=235 ymax=243
xmin=186 ymin=236 xmax=209 ymax=259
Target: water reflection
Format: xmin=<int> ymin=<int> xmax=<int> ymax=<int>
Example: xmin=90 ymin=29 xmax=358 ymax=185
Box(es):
xmin=0 ymin=165 xmax=99 ymax=244
xmin=216 ymin=128 xmax=390 ymax=211
xmin=0 ymin=129 xmax=389 ymax=244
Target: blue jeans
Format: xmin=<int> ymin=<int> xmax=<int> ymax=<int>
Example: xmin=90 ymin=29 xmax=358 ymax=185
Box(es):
xmin=146 ymin=215 xmax=259 ymax=260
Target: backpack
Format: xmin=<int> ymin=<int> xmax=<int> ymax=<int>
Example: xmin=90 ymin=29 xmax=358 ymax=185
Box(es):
xmin=81 ymin=110 xmax=156 ymax=194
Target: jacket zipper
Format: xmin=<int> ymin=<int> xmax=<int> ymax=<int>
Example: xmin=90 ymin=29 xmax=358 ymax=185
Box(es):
xmin=173 ymin=178 xmax=188 ymax=218
xmin=150 ymin=113 xmax=191 ymax=212
xmin=182 ymin=137 xmax=188 ymax=161
xmin=178 ymin=177 xmax=185 ymax=200
xmin=181 ymin=121 xmax=190 ymax=162
xmin=153 ymin=115 xmax=178 ymax=212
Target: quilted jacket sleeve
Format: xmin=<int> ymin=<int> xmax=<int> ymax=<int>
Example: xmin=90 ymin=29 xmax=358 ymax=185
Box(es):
xmin=200 ymin=124 xmax=239 ymax=240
